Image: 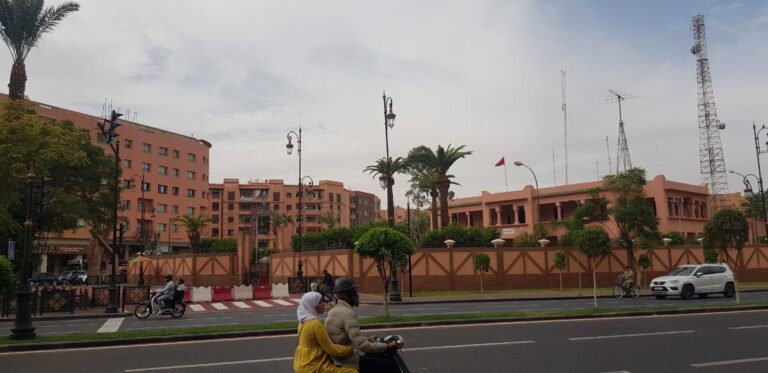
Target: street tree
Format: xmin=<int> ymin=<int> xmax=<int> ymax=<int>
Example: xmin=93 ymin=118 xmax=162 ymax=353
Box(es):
xmin=554 ymin=249 xmax=567 ymax=291
xmin=0 ymin=255 xmax=16 ymax=301
xmin=354 ymin=227 xmax=414 ymax=318
xmin=173 ymin=215 xmax=211 ymax=252
xmin=0 ymin=0 xmax=80 ymax=100
xmin=574 ymin=227 xmax=611 ymax=308
xmin=703 ymin=208 xmax=748 ymax=303
xmin=318 ymin=211 xmax=338 ymax=231
xmin=602 ymin=168 xmax=659 ymax=270
xmin=473 ymin=252 xmax=490 ymax=293
xmin=269 ymin=210 xmax=292 ymax=250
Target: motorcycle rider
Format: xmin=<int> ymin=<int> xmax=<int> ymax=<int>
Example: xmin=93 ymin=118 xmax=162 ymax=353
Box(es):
xmin=619 ymin=266 xmax=634 ymax=292
xmin=155 ymin=274 xmax=175 ymax=310
xmin=325 ymin=277 xmax=399 ymax=373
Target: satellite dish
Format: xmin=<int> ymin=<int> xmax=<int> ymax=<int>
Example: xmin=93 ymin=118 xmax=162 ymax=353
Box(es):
xmin=718 ymin=122 xmax=726 ymax=130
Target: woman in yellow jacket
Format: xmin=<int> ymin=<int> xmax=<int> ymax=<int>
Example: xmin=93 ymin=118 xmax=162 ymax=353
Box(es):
xmin=294 ymin=292 xmax=357 ymax=373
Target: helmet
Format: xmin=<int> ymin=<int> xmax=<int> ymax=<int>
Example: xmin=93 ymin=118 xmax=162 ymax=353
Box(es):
xmin=165 ymin=274 xmax=173 ymax=280
xmin=333 ymin=277 xmax=358 ymax=294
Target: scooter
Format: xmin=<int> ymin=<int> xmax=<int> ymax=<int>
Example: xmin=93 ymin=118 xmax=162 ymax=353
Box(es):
xmin=362 ymin=335 xmax=411 ymax=373
xmin=134 ymin=290 xmax=186 ymax=319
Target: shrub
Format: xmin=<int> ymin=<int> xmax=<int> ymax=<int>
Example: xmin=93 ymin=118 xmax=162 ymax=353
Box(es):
xmin=661 ymin=231 xmax=685 ymax=245
xmin=513 ymin=231 xmax=538 ymax=247
xmin=199 ymin=238 xmax=237 ymax=252
xmin=416 ymin=225 xmax=499 ymax=248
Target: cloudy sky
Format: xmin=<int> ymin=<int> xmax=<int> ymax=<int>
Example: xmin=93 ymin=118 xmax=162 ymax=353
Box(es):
xmin=5 ymin=0 xmax=768 ymax=206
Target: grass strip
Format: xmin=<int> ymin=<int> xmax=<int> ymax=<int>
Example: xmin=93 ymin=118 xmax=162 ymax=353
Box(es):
xmin=1 ymin=301 xmax=766 ymax=346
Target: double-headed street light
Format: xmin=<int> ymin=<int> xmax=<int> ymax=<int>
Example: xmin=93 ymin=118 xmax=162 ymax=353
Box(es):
xmin=513 ymin=161 xmax=541 ymax=237
xmin=286 ymin=127 xmax=314 ymax=279
xmin=731 ymin=170 xmax=759 ymax=246
xmin=382 ymin=91 xmax=401 ymax=302
xmin=97 ymin=110 xmax=123 ymax=314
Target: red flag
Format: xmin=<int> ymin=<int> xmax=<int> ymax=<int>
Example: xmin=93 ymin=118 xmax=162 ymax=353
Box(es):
xmin=495 ymin=157 xmax=505 ymax=167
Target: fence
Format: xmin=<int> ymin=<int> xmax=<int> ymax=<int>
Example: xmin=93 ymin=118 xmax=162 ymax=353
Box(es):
xmin=1 ymin=285 xmax=151 ymax=317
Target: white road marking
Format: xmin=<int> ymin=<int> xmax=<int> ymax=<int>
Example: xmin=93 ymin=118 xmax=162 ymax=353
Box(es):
xmin=232 ymin=301 xmax=250 ymax=309
xmin=129 ymin=322 xmax=239 ymax=331
xmin=474 ymin=304 xmax=541 ymax=309
xmin=290 ymin=298 xmax=301 ymax=303
xmin=253 ymin=300 xmax=273 ymax=308
xmin=406 ymin=340 xmax=535 ymax=352
xmin=210 ymin=303 xmax=228 ymax=310
xmin=600 ymin=371 xmax=631 ymax=373
xmin=189 ymin=304 xmax=205 ymax=312
xmin=124 ymin=357 xmax=294 ymax=371
xmin=393 ymin=307 xmax=449 ymax=311
xmin=96 ymin=318 xmax=125 ymax=333
xmin=272 ymin=299 xmax=293 ymax=306
xmin=569 ymin=330 xmax=694 ymax=341
xmin=263 ymin=313 xmax=294 ymax=317
xmin=691 ymin=356 xmax=768 ymax=367
xmin=729 ymin=324 xmax=768 ymax=330
xmin=401 ymin=312 xmax=463 ymax=317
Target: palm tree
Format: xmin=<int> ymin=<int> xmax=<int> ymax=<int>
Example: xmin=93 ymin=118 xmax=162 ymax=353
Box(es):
xmin=318 ymin=210 xmax=338 ymax=231
xmin=407 ymin=144 xmax=472 ymax=228
xmin=269 ymin=210 xmax=292 ymax=250
xmin=173 ymin=215 xmax=210 ymax=252
xmin=363 ymin=156 xmax=408 ymax=225
xmin=0 ymin=0 xmax=80 ymax=100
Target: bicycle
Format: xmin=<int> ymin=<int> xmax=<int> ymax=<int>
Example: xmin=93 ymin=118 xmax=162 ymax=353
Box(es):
xmin=613 ymin=277 xmax=640 ymax=298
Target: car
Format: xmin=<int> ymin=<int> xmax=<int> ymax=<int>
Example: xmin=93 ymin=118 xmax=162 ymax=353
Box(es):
xmin=29 ymin=272 xmax=61 ymax=286
xmin=649 ymin=263 xmax=736 ymax=299
xmin=59 ymin=270 xmax=88 ymax=285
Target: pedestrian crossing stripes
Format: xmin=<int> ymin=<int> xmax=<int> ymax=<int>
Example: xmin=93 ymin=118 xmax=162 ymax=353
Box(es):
xmin=185 ymin=299 xmax=300 ymax=313
xmin=273 ymin=299 xmax=293 ymax=306
xmin=253 ymin=300 xmax=273 ymax=308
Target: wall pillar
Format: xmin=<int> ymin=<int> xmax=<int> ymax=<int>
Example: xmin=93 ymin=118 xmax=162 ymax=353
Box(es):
xmin=556 ymin=202 xmax=563 ymax=221
xmin=39 ymin=254 xmax=48 ymax=273
xmin=496 ymin=209 xmax=502 ymax=226
xmin=465 ymin=212 xmax=471 ymax=227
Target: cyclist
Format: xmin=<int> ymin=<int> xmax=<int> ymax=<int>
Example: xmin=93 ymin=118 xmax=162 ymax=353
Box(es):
xmin=619 ymin=266 xmax=635 ymax=292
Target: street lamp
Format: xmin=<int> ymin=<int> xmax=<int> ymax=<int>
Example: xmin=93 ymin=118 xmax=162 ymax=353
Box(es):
xmin=382 ymin=91 xmax=401 ymax=302
xmin=752 ymin=123 xmax=768 ymax=233
xmin=97 ymin=110 xmax=123 ymax=314
xmin=513 ymin=161 xmax=541 ymax=238
xmin=9 ymin=168 xmax=37 ymax=339
xmin=286 ymin=127 xmax=313 ymax=279
xmin=730 ymin=170 xmax=760 ymax=247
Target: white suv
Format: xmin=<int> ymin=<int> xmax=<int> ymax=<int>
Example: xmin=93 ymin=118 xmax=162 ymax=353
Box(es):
xmin=649 ymin=263 xmax=736 ymax=299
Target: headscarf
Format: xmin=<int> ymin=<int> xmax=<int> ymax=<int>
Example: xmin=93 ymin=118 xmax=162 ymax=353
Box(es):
xmin=296 ymin=292 xmax=323 ymax=323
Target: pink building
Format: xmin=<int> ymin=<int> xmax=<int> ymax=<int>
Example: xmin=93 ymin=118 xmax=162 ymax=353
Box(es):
xmin=443 ymin=175 xmax=716 ymax=244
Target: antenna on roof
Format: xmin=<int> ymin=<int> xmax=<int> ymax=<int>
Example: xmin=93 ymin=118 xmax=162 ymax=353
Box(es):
xmin=133 ymin=112 xmax=137 ymax=121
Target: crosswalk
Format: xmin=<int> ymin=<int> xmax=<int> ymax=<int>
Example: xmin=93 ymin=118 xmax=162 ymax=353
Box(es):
xmin=186 ymin=298 xmax=301 ymax=313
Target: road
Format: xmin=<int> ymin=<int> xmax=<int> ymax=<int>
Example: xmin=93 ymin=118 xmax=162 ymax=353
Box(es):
xmin=1 ymin=291 xmax=766 ymax=336
xmin=1 ymin=309 xmax=767 ymax=372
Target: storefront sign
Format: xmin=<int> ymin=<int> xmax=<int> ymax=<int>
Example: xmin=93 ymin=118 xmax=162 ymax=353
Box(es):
xmin=501 ymin=228 xmax=516 ymax=235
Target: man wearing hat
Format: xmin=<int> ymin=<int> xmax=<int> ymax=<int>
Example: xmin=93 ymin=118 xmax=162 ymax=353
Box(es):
xmin=325 ymin=277 xmax=398 ymax=372
xmin=155 ymin=274 xmax=175 ymax=310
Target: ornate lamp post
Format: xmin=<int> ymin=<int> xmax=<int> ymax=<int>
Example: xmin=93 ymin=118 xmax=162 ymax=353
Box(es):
xmin=381 ymin=91 xmax=401 ymax=302
xmin=286 ymin=128 xmax=314 ymax=279
xmin=513 ymin=161 xmax=541 ymax=238
xmin=97 ymin=110 xmax=123 ymax=314
xmin=731 ymin=170 xmax=760 ymax=246
xmin=752 ymin=123 xmax=768 ymax=232
xmin=9 ymin=168 xmax=37 ymax=339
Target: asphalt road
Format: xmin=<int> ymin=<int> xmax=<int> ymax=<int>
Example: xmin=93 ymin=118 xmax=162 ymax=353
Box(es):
xmin=2 ymin=291 xmax=766 ymax=336
xmin=1 ymin=309 xmax=767 ymax=372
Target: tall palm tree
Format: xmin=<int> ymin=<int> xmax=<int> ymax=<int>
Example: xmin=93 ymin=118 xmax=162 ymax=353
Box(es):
xmin=364 ymin=156 xmax=408 ymax=225
xmin=407 ymin=144 xmax=472 ymax=228
xmin=173 ymin=215 xmax=210 ymax=252
xmin=0 ymin=0 xmax=79 ymax=100
xmin=269 ymin=210 xmax=292 ymax=250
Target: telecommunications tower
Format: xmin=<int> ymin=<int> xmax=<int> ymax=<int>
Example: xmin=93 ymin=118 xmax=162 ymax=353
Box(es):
xmin=608 ymin=90 xmax=634 ymax=173
xmin=691 ymin=14 xmax=728 ymax=198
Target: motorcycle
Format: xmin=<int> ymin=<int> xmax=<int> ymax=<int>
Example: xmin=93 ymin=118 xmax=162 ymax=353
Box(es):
xmin=134 ymin=290 xmax=186 ymax=319
xmin=362 ymin=335 xmax=411 ymax=373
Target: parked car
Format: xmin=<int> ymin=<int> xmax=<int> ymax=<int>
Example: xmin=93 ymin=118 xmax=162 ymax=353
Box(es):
xmin=59 ymin=270 xmax=88 ymax=285
xmin=29 ymin=272 xmax=61 ymax=286
xmin=650 ymin=263 xmax=735 ymax=299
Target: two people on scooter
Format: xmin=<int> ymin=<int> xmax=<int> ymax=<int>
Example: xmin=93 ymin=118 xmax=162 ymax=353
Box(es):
xmin=325 ymin=277 xmax=400 ymax=373
xmin=156 ymin=274 xmax=186 ymax=310
xmin=293 ymin=292 xmax=356 ymax=373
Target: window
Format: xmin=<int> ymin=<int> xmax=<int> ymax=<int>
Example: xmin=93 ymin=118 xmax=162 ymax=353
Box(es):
xmin=158 ymin=185 xmax=167 ymax=194
xmin=142 ymin=163 xmax=151 ymax=172
xmin=171 ymin=224 xmax=178 ymax=232
xmin=228 ymin=203 xmax=234 ymax=211
xmin=172 ymin=186 xmax=179 ymax=196
xmin=187 ymin=171 xmax=196 ymax=180
xmin=212 ymin=202 xmax=220 ymax=211
xmin=187 ymin=153 xmax=197 ymax=162
xmin=142 ymin=143 xmax=151 ymax=153
xmin=187 ymin=189 xmax=196 ymax=197
xmin=274 ymin=204 xmax=279 ymax=211
xmin=211 ymin=190 xmax=221 ymax=199
xmin=172 ymin=205 xmax=179 ymax=214
xmin=172 ymin=149 xmax=180 ymax=159
xmin=157 ymin=204 xmax=167 ymax=213
xmin=211 ymin=215 xmax=219 ymax=223
xmin=228 ymin=192 xmax=235 ymax=201
xmin=203 ymin=156 xmax=207 ymax=164
xmin=287 ymin=205 xmax=292 ymax=211
xmin=287 ymin=193 xmax=292 ymax=199
xmin=173 ymin=168 xmax=180 ymax=177
xmin=187 ymin=207 xmax=195 ymax=215
xmin=227 ymin=216 xmax=234 ymax=223
xmin=123 ymin=159 xmax=132 ymax=169
xmin=337 ymin=194 xmax=341 ymax=203
xmin=159 ymin=147 xmax=168 ymax=156
xmin=227 ymin=229 xmax=234 ymax=237
xmin=158 ymin=166 xmax=168 ymax=175
xmin=273 ymin=192 xmax=280 ymax=202
xmin=141 ymin=182 xmax=150 ymax=192
xmin=329 ymin=193 xmax=334 ymax=202
xmin=122 ymin=200 xmax=131 ymax=210
xmin=212 ymin=228 xmax=219 ymax=236
xmin=123 ymin=179 xmax=132 ymax=188
xmin=156 ymin=223 xmax=166 ymax=232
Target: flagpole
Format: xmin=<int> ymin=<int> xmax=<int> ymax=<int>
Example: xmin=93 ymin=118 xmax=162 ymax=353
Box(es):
xmin=504 ymin=161 xmax=509 ymax=192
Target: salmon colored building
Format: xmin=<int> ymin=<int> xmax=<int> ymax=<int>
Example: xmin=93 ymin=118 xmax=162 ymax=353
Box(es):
xmin=442 ymin=175 xmax=740 ymax=244
xmin=207 ymin=179 xmax=381 ymax=251
xmin=4 ymin=96 xmax=211 ymax=274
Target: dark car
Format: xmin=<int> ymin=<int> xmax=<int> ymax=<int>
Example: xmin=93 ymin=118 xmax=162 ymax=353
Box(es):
xmin=30 ymin=272 xmax=61 ymax=286
xmin=59 ymin=270 xmax=88 ymax=285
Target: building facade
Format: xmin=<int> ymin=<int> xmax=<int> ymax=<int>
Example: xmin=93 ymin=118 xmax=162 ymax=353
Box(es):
xmin=443 ymin=175 xmax=714 ymax=244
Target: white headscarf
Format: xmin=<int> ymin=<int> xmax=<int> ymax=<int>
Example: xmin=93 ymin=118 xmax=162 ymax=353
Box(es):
xmin=297 ymin=292 xmax=323 ymax=323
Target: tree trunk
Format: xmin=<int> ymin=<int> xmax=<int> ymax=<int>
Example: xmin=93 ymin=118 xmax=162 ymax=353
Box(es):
xmin=624 ymin=239 xmax=637 ymax=270
xmin=430 ymin=190 xmax=438 ymax=231
xmin=438 ymin=179 xmax=450 ymax=228
xmin=8 ymin=58 xmax=27 ymax=101
xmin=559 ymin=270 xmax=563 ymax=291
xmin=480 ymin=272 xmax=484 ymax=294
xmin=592 ymin=258 xmax=597 ymax=308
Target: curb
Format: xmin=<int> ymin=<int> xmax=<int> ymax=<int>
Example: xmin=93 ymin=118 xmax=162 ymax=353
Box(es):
xmin=360 ymin=288 xmax=768 ymax=306
xmin=0 ymin=312 xmax=132 ymax=323
xmin=1 ymin=304 xmax=766 ymax=353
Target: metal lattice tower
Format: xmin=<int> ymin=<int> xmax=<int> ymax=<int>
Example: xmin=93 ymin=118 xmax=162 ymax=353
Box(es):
xmin=608 ymin=90 xmax=633 ymax=173
xmin=692 ymin=14 xmax=729 ymax=197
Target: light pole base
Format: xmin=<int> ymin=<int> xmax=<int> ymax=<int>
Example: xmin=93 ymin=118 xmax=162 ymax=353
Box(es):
xmin=105 ymin=285 xmax=119 ymax=314
xmin=9 ymin=284 xmax=36 ymax=340
xmin=389 ymin=269 xmax=402 ymax=302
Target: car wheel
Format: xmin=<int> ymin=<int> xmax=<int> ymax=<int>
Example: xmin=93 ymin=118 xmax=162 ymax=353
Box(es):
xmin=697 ymin=293 xmax=708 ymax=298
xmin=681 ymin=284 xmax=695 ymax=299
xmin=654 ymin=294 xmax=667 ymax=300
xmin=723 ymin=282 xmax=736 ymax=298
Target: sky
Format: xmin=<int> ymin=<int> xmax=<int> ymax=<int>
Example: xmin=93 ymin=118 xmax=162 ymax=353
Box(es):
xmin=5 ymin=0 xmax=768 ymax=207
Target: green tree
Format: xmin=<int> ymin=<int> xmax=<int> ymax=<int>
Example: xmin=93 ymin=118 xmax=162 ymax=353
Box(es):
xmin=269 ymin=210 xmax=292 ymax=250
xmin=574 ymin=228 xmax=611 ymax=308
xmin=173 ymin=215 xmax=210 ymax=252
xmin=0 ymin=0 xmax=80 ymax=100
xmin=364 ymin=156 xmax=408 ymax=226
xmin=740 ymin=192 xmax=766 ymax=221
xmin=318 ymin=210 xmax=338 ymax=231
xmin=355 ymin=227 xmax=414 ymax=317
xmin=406 ymin=144 xmax=472 ymax=229
xmin=703 ymin=208 xmax=748 ymax=303
xmin=602 ymin=168 xmax=659 ymax=270
xmin=0 ymin=255 xmax=16 ymax=301
xmin=637 ymin=253 xmax=651 ymax=288
xmin=554 ymin=249 xmax=567 ymax=291
xmin=473 ymin=252 xmax=490 ymax=293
